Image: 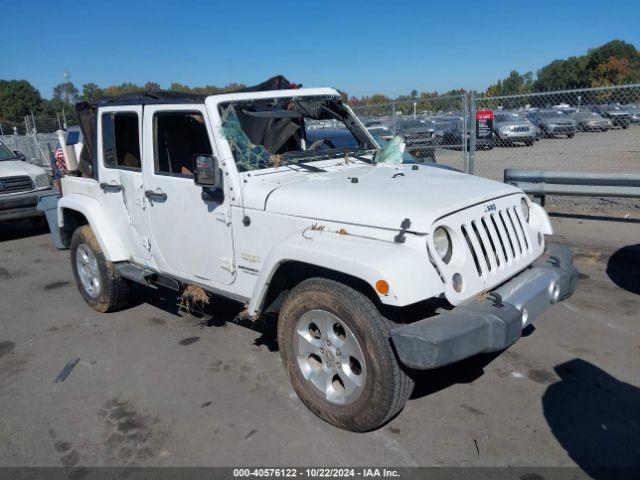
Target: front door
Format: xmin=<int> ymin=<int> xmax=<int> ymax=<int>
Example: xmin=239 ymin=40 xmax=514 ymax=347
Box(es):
xmin=142 ymin=105 xmax=235 ymax=285
xmin=97 ymin=106 xmax=152 ymax=264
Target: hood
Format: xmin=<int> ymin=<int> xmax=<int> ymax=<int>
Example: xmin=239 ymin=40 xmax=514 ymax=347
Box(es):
xmin=242 ymin=163 xmax=520 ymax=233
xmin=0 ymin=160 xmax=46 ymax=178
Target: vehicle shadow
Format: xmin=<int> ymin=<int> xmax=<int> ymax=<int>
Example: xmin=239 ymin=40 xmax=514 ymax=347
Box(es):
xmin=543 ymin=359 xmax=640 ymax=479
xmin=0 ymin=218 xmax=49 ymax=242
xmin=410 ymin=350 xmax=502 ymax=400
xmin=135 ymin=284 xmax=278 ymax=351
xmin=606 ymin=244 xmax=640 ymax=295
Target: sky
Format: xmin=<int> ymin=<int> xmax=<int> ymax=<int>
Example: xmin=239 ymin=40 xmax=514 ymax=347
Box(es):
xmin=2 ymin=0 xmax=639 ymax=99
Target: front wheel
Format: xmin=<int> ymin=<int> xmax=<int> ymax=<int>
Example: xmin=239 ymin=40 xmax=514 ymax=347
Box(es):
xmin=567 ymin=132 xmax=575 ymax=138
xmin=278 ymin=278 xmax=414 ymax=431
xmin=70 ymin=225 xmax=131 ymax=312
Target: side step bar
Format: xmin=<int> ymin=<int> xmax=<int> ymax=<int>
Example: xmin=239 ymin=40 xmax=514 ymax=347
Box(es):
xmin=113 ymin=262 xmax=181 ymax=291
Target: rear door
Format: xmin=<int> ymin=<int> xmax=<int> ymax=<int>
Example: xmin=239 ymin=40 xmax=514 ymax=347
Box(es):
xmin=142 ymin=104 xmax=235 ymax=285
xmin=97 ymin=106 xmax=153 ymax=264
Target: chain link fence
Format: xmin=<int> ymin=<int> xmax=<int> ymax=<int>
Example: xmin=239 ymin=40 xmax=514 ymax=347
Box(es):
xmin=351 ymin=94 xmax=469 ymax=172
xmin=0 ymin=110 xmax=80 ymax=171
xmin=473 ymin=84 xmax=640 ymax=182
xmin=1 ymin=133 xmax=59 ymax=171
xmin=351 ymin=84 xmax=640 ymax=181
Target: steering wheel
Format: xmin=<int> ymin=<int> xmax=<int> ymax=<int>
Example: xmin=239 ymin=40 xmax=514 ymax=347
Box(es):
xmin=307 ymin=138 xmax=336 ymax=150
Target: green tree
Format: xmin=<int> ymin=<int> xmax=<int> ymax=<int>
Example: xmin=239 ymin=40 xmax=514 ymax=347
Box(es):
xmin=80 ymin=83 xmax=104 ymax=102
xmin=52 ymin=81 xmax=79 ymax=104
xmin=144 ymin=81 xmax=161 ymax=92
xmin=0 ymin=80 xmax=43 ymax=123
xmin=486 ymin=71 xmax=533 ymax=96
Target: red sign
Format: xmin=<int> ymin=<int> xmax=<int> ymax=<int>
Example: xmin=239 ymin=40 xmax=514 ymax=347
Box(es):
xmin=476 ymin=110 xmax=494 ymax=121
xmin=475 ymin=110 xmax=494 ymax=139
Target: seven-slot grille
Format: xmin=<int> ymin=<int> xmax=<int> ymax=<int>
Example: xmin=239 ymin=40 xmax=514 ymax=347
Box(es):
xmin=0 ymin=176 xmax=34 ymax=195
xmin=460 ymin=204 xmax=532 ymax=280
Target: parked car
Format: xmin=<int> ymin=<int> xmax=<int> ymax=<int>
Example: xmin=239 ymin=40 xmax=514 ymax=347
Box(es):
xmin=391 ymin=118 xmax=440 ymax=161
xmin=428 ymin=116 xmax=493 ymax=150
xmin=492 ymin=112 xmax=536 ymax=146
xmin=526 ymin=110 xmax=576 ymax=138
xmin=621 ymin=104 xmax=640 ymax=124
xmin=590 ymin=105 xmax=631 ymax=129
xmin=40 ymin=82 xmax=577 ymax=432
xmin=0 ymin=139 xmax=52 ymax=222
xmin=307 ymin=127 xmax=441 ymax=165
xmin=570 ymin=111 xmax=612 ymax=131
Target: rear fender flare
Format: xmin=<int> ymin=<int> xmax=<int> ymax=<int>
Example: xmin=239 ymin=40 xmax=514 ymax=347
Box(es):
xmin=58 ymin=194 xmax=128 ymax=262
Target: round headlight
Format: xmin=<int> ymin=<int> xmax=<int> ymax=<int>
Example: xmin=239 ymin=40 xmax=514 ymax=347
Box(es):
xmin=432 ymin=227 xmax=452 ymax=264
xmin=521 ymin=198 xmax=530 ymax=222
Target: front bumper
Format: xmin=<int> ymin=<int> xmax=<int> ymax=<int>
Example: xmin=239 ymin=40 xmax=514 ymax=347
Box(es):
xmin=546 ymin=125 xmax=575 ymax=134
xmin=0 ymin=188 xmax=52 ymax=221
xmin=500 ymin=130 xmax=536 ymax=141
xmin=391 ymin=243 xmax=578 ymax=370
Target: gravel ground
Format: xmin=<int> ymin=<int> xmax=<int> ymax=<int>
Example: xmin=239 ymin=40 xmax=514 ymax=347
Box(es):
xmin=0 ymin=216 xmax=638 ymax=473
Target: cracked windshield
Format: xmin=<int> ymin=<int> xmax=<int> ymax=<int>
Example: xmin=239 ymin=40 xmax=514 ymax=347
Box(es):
xmin=219 ymin=96 xmax=377 ymax=172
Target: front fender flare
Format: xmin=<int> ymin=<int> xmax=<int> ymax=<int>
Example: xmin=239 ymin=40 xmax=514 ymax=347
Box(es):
xmin=58 ymin=194 xmax=128 ymax=262
xmin=247 ymin=231 xmax=444 ymax=316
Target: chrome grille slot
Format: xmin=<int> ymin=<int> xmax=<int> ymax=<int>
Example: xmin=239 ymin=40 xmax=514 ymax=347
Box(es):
xmin=0 ymin=176 xmax=34 ymax=195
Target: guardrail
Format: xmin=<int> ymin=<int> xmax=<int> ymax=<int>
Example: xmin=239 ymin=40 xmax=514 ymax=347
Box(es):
xmin=504 ymin=169 xmax=640 ymax=205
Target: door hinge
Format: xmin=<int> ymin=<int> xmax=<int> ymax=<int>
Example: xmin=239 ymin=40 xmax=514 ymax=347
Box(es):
xmin=220 ymin=256 xmax=236 ymax=274
xmin=215 ymin=208 xmax=232 ymax=225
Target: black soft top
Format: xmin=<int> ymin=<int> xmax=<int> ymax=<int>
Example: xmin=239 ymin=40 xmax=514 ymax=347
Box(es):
xmin=75 ymin=76 xmax=301 ymax=177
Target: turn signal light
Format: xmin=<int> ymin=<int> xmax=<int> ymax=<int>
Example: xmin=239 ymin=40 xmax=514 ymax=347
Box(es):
xmin=375 ymin=280 xmax=390 ymax=295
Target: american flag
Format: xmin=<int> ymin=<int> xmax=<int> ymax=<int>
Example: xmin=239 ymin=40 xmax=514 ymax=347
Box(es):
xmin=54 ymin=146 xmax=66 ymax=171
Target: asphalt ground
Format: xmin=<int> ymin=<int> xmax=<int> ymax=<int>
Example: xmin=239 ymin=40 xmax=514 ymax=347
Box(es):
xmin=0 ymin=215 xmax=638 ymax=473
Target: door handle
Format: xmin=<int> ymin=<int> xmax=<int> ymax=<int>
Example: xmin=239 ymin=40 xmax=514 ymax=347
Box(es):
xmin=100 ymin=182 xmax=122 ymax=192
xmin=145 ymin=189 xmax=168 ymax=202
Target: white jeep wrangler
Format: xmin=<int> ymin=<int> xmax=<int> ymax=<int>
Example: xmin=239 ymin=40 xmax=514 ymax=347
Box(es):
xmin=41 ymin=78 xmax=577 ymax=431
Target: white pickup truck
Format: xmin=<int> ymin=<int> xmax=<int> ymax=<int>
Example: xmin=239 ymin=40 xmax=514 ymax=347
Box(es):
xmin=0 ymin=139 xmax=52 ymax=222
xmin=41 ymin=78 xmax=577 ymax=431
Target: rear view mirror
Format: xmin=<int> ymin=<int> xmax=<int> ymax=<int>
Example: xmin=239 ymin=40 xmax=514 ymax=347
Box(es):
xmin=194 ymin=154 xmax=221 ymax=188
xmin=13 ymin=150 xmax=26 ymax=161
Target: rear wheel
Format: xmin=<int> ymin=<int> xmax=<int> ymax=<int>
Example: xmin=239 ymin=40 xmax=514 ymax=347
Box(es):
xmin=567 ymin=132 xmax=575 ymax=138
xmin=278 ymin=278 xmax=414 ymax=431
xmin=525 ymin=139 xmax=534 ymax=146
xmin=70 ymin=225 xmax=131 ymax=312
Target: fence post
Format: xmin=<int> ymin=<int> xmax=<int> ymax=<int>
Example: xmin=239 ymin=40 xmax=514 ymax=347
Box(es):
xmin=462 ymin=93 xmax=468 ymax=172
xmin=468 ymin=90 xmax=477 ymax=175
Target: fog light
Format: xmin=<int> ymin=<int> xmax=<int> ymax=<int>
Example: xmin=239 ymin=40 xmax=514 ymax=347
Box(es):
xmin=521 ymin=307 xmax=529 ymax=326
xmin=549 ymin=282 xmax=561 ymax=303
xmin=452 ymin=273 xmax=463 ymax=292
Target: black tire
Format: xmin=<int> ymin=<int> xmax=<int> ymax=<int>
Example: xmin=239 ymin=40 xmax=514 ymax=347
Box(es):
xmin=567 ymin=132 xmax=575 ymax=138
xmin=525 ymin=139 xmax=534 ymax=146
xmin=622 ymin=123 xmax=629 ymax=129
xmin=70 ymin=225 xmax=131 ymax=312
xmin=278 ymin=278 xmax=414 ymax=431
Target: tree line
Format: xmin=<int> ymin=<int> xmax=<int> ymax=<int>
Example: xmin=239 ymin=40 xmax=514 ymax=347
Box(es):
xmin=1 ymin=40 xmax=638 ymax=134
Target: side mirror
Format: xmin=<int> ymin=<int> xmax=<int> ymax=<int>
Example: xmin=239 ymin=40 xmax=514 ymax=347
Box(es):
xmin=194 ymin=154 xmax=221 ymax=188
xmin=13 ymin=150 xmax=26 ymax=161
